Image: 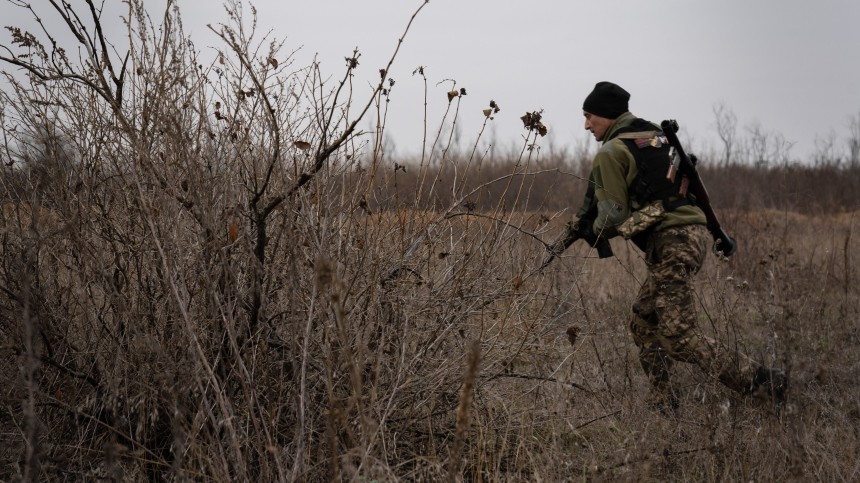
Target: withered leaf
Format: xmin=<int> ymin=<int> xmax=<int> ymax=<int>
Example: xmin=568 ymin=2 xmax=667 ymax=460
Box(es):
xmin=294 ymin=140 xmax=312 ymax=151
xmin=520 ymin=112 xmax=531 ymax=127
xmin=268 ymin=58 xmax=279 ymax=68
xmin=511 ymin=275 xmax=523 ymax=290
xmin=566 ymin=326 xmax=580 ymax=346
xmin=228 ymin=222 xmax=239 ymax=242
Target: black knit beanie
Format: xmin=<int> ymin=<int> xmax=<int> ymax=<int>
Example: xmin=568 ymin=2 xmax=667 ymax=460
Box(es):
xmin=582 ymin=81 xmax=630 ymax=119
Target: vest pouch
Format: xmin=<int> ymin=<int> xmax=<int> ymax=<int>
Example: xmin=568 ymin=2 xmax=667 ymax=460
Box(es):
xmin=617 ymin=201 xmax=666 ymax=239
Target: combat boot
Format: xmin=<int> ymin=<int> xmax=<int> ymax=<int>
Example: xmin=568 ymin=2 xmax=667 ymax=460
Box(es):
xmin=749 ymin=367 xmax=789 ymax=405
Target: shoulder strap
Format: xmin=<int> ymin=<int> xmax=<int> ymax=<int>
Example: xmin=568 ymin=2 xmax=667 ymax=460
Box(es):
xmin=606 ymin=117 xmax=662 ymax=142
xmin=615 ymin=131 xmax=658 ymax=140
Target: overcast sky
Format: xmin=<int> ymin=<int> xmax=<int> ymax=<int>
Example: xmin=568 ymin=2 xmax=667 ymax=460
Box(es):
xmin=4 ymin=0 xmax=859 ymax=161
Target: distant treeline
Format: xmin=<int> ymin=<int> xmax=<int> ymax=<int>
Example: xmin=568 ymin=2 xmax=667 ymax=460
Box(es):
xmin=5 ymin=148 xmax=858 ymax=216
xmin=339 ymin=154 xmax=860 ymax=215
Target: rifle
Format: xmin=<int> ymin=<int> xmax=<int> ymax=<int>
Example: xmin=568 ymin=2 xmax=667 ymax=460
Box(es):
xmin=661 ymin=119 xmax=737 ymax=257
xmin=541 ymin=219 xmax=613 ymax=270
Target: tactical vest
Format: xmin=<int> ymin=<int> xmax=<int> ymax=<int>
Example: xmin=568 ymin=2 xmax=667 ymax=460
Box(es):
xmin=608 ymin=118 xmax=689 ymax=210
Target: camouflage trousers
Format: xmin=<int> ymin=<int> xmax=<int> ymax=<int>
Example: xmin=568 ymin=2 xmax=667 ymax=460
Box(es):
xmin=630 ymin=224 xmax=756 ymax=397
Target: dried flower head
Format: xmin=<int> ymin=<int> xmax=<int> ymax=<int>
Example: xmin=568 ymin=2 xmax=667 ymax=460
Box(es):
xmin=520 ymin=110 xmax=548 ymax=136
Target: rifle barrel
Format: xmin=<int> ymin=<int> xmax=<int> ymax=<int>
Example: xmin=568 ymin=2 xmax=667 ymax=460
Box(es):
xmin=661 ymin=119 xmax=737 ymax=257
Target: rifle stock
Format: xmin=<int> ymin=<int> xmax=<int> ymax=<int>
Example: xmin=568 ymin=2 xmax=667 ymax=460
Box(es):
xmin=661 ymin=119 xmax=737 ymax=257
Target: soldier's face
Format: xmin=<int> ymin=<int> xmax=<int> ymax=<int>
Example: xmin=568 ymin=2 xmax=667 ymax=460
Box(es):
xmin=583 ymin=112 xmax=613 ymax=142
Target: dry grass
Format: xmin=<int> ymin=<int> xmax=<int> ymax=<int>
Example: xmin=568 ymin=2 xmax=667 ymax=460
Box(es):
xmin=2 ymin=173 xmax=858 ymax=481
xmin=530 ymin=209 xmax=859 ymax=481
xmin=1 ymin=1 xmax=859 ymax=481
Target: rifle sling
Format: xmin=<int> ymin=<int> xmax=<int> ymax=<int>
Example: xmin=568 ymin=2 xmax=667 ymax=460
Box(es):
xmin=614 ymin=131 xmax=658 ymax=139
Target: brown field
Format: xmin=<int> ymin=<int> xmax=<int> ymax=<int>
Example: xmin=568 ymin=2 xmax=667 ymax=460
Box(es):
xmin=2 ymin=183 xmax=858 ymax=481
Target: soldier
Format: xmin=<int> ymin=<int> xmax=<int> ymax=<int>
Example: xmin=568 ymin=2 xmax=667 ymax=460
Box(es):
xmin=574 ymin=81 xmax=787 ymax=411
